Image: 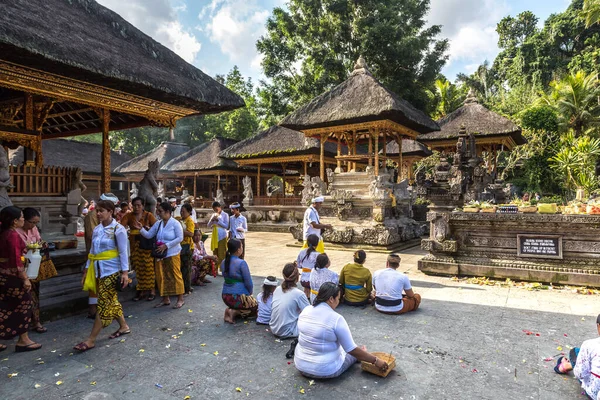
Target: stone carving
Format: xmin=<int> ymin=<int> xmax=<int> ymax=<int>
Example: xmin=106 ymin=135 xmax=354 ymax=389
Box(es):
xmin=267 ymin=210 xmax=281 ymax=222
xmin=310 ymin=176 xmax=327 ymax=198
xmin=69 ymin=167 xmax=87 ymax=214
xmin=214 ymin=188 xmax=224 ymax=205
xmin=0 ymin=145 xmax=12 ymax=209
xmin=138 ymin=159 xmax=159 ymax=212
xmin=242 ymin=176 xmax=253 ymax=205
xmin=266 ymin=176 xmax=284 ymax=197
xmin=368 ymin=175 xmax=392 ymax=205
xmin=333 ymin=201 xmax=353 ymax=221
xmin=392 ymin=179 xmax=410 ymax=202
xmin=130 ymin=183 xmax=138 ymax=199
xmin=323 ymin=227 xmax=353 ymax=244
xmin=326 ymin=168 xmax=335 ymax=194
xmin=300 ymin=175 xmax=312 ymax=206
xmin=157 ymin=182 xmax=165 ymax=200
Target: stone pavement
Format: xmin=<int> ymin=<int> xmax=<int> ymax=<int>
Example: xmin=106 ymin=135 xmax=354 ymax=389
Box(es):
xmin=1 ymin=232 xmax=597 ymax=400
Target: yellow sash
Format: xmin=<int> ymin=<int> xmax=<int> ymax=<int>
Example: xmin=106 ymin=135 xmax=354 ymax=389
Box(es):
xmin=129 ymin=229 xmax=140 ymax=235
xmin=83 ymin=249 xmax=119 ymax=293
xmin=301 ymin=239 xmax=325 ymax=253
xmin=310 ymin=289 xmax=318 ymax=295
xmin=210 ymin=225 xmax=219 ymax=251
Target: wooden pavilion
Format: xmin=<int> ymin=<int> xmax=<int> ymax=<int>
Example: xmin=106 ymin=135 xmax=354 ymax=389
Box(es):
xmin=0 ymin=0 xmax=243 ymax=198
xmin=218 ymin=125 xmax=339 ymax=199
xmin=383 ymin=139 xmax=433 ymax=182
xmin=279 ymin=57 xmax=439 ymax=183
xmin=417 ymin=93 xmax=525 ymax=171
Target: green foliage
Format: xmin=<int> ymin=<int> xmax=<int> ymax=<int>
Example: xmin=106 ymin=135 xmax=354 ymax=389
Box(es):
xmin=583 ymin=0 xmax=600 ymax=27
xmin=426 ymin=78 xmax=465 ymax=119
xmin=549 ymin=132 xmax=600 ymax=194
xmin=537 ymin=195 xmax=565 ymax=204
xmin=256 ymin=0 xmax=449 ymax=122
xmin=520 ymin=105 xmax=559 ymax=133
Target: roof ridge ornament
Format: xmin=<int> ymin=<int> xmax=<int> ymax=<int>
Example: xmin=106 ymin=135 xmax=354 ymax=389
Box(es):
xmin=464 ymin=88 xmax=479 ymax=104
xmin=351 ymin=55 xmax=371 ymax=76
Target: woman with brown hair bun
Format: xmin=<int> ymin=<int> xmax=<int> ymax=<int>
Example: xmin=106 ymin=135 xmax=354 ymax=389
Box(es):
xmin=339 ymin=250 xmax=373 ymax=306
xmin=0 ymin=206 xmax=41 ymax=352
xmin=270 ymin=263 xmax=310 ymax=338
xmin=221 ymin=239 xmax=257 ymax=324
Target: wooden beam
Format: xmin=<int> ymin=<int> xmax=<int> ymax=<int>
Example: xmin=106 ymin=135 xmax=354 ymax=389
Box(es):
xmin=100 ymin=109 xmax=111 ymax=194
xmin=374 ymin=129 xmax=379 ymax=176
xmin=41 ymin=119 xmax=149 ymax=139
xmin=257 ymin=164 xmax=261 ymax=197
xmin=320 ymin=133 xmax=326 ymax=180
xmin=337 ymin=134 xmax=341 ymax=171
xmin=368 ymin=134 xmax=373 ymax=167
xmin=397 ymin=135 xmax=403 ymax=183
xmin=193 ymin=173 xmax=197 ymax=199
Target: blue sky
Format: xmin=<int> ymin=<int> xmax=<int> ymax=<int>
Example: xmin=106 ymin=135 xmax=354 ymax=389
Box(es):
xmin=97 ymin=0 xmax=572 ymax=86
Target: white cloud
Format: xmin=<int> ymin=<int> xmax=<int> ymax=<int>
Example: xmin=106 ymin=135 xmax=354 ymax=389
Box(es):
xmin=428 ymin=0 xmax=509 ymax=71
xmin=96 ymin=0 xmax=202 ymax=64
xmin=202 ymin=0 xmax=270 ymax=73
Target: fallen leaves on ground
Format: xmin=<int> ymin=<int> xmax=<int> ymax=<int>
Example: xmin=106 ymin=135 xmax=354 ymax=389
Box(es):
xmin=200 ymin=343 xmax=206 ymax=347
xmin=453 ymin=276 xmax=600 ymax=295
xmin=213 ymin=351 xmax=219 ymax=356
xmin=236 ymin=387 xmax=242 ymax=392
xmin=34 ymin=384 xmax=41 ymax=389
xmin=56 ymin=381 xmax=63 ymax=386
xmin=139 ymin=349 xmax=145 ymax=353
xmin=91 ymin=381 xmax=96 ymax=386
xmin=8 ymin=372 xmax=18 ymax=378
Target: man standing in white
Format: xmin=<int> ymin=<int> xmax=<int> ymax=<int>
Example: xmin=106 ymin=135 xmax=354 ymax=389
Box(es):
xmin=372 ymin=254 xmax=421 ymax=315
xmin=302 ymin=196 xmax=332 ymax=253
xmin=229 ymin=202 xmax=248 ymax=259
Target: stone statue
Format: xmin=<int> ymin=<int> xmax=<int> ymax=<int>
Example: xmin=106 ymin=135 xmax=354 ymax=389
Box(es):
xmin=0 ymin=145 xmax=12 ymax=209
xmin=266 ymin=176 xmax=284 ymax=197
xmin=301 ymin=175 xmax=312 ymax=206
xmin=130 ymin=183 xmax=138 ymax=199
xmin=138 ymin=159 xmax=159 ymax=212
xmin=242 ymin=176 xmax=253 ymax=205
xmin=368 ymin=175 xmax=391 ymax=202
xmin=310 ymin=176 xmax=327 ymax=198
xmin=326 ymin=168 xmax=335 ymax=194
xmin=70 ymin=167 xmax=87 ymax=214
xmin=214 ymin=188 xmax=224 ymax=205
xmin=181 ymin=188 xmax=190 ymax=199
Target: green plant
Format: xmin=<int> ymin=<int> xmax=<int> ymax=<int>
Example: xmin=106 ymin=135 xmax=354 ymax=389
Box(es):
xmin=549 ymin=132 xmax=600 ymax=195
xmin=537 ymin=195 xmax=564 ymax=204
xmin=414 ymin=197 xmax=431 ymax=206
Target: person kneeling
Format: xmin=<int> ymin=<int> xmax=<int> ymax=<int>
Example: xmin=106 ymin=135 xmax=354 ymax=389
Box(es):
xmin=294 ymin=282 xmax=388 ymax=379
xmin=372 ymin=254 xmax=421 ymax=315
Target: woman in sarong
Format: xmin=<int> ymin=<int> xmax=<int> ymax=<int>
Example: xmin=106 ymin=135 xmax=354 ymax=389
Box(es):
xmin=16 ymin=207 xmax=58 ymax=333
xmin=135 ymin=202 xmax=185 ymax=309
xmin=191 ymin=229 xmax=217 ymax=286
xmin=221 ymin=239 xmax=257 ymax=324
xmin=120 ymin=197 xmax=156 ymax=301
xmin=0 ymin=206 xmax=41 ymax=352
xmin=73 ymin=200 xmax=131 ymax=352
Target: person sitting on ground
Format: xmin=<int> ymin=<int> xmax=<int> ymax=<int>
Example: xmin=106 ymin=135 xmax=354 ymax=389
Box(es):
xmin=296 ymin=234 xmax=320 ymax=299
xmin=191 ymin=229 xmax=217 ymax=286
xmin=270 ymin=263 xmax=310 ymax=338
xmin=555 ymin=313 xmax=600 ymax=399
xmin=372 ymin=254 xmax=421 ymax=315
xmin=339 ymin=250 xmax=373 ymax=306
xmin=221 ymin=239 xmax=257 ymax=324
xmin=294 ymin=282 xmax=389 ymax=379
xmin=256 ymin=276 xmax=278 ymax=325
xmin=74 ymin=200 xmax=130 ymax=352
xmin=309 ymin=253 xmax=339 ymax=304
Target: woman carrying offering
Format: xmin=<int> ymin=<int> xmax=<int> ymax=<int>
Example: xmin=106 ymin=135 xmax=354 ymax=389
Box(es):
xmin=221 ymin=239 xmax=257 ymax=324
xmin=296 ymin=234 xmax=320 ymax=299
xmin=309 ymin=253 xmax=339 ymax=304
xmin=294 ymin=282 xmax=388 ymax=379
xmin=16 ymin=207 xmax=58 ymax=334
xmin=134 ymin=202 xmax=185 ymax=309
xmin=120 ymin=197 xmax=157 ymax=301
xmin=74 ymin=200 xmax=130 ymax=352
xmin=339 ymin=250 xmax=373 ymax=306
xmin=270 ymin=263 xmax=310 ymax=339
xmin=0 ymin=206 xmax=41 ymax=353
xmin=191 ymin=229 xmax=217 ymax=286
xmin=179 ymin=203 xmax=195 ymax=295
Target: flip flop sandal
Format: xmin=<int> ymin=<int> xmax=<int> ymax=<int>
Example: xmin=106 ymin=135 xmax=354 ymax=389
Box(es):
xmin=554 ymin=357 xmax=567 ymax=374
xmin=147 ymin=294 xmax=156 ymax=301
xmin=154 ymin=302 xmax=171 ymax=308
xmin=0 ymin=344 xmax=7 ymax=352
xmin=73 ymin=342 xmax=95 ymax=352
xmin=109 ymin=329 xmax=131 ymax=339
xmin=15 ymin=343 xmax=42 ymax=352
xmin=34 ymin=326 xmax=47 ymax=333
xmin=173 ymin=302 xmax=185 ymax=309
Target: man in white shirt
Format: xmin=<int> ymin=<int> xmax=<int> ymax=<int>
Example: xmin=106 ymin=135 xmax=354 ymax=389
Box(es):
xmin=302 ymin=196 xmax=332 ymax=253
xmin=173 ymin=196 xmax=197 ymax=222
xmin=372 ymin=254 xmax=421 ymax=315
xmin=207 ymin=201 xmax=229 ymax=266
xmin=229 ymin=202 xmax=248 ymax=259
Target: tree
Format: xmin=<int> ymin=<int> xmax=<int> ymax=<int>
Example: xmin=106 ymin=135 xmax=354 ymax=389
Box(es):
xmin=583 ymin=0 xmax=600 ymax=27
xmin=457 ymin=61 xmax=497 ymax=104
xmin=426 ymin=78 xmax=464 ymax=119
xmin=550 ymin=132 xmax=600 ymax=194
xmin=256 ymin=0 xmax=449 ymax=122
xmin=497 ymin=11 xmax=539 ymax=49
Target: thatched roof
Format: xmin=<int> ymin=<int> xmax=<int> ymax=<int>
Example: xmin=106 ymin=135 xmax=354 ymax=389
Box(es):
xmin=384 ymin=139 xmax=432 ymax=158
xmin=219 ymin=126 xmax=339 ymax=160
xmin=8 ymin=139 xmax=131 ymax=174
xmin=114 ymin=142 xmax=189 ymax=174
xmin=164 ymin=138 xmax=240 ymax=172
xmin=418 ymin=97 xmax=525 ymax=145
xmin=0 ymin=0 xmax=244 ymax=114
xmin=279 ymin=57 xmax=439 ymax=134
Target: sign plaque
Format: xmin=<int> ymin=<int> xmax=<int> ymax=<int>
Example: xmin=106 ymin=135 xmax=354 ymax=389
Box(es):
xmin=517 ymin=235 xmax=563 ymax=259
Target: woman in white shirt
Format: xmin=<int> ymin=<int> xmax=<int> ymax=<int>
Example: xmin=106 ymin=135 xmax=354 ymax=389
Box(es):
xmin=296 ymin=234 xmax=320 ymax=298
xmin=294 ymin=282 xmax=388 ymax=379
xmin=135 ymin=202 xmax=185 ymax=309
xmin=74 ymin=200 xmax=130 ymax=352
xmin=208 ymin=201 xmax=229 ymax=266
xmin=270 ymin=263 xmax=310 ymax=338
xmin=309 ymin=253 xmax=339 ymax=304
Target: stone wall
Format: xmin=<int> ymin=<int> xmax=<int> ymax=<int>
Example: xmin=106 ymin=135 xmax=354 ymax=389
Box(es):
xmin=11 ymin=191 xmax=79 ymax=237
xmin=419 ymin=211 xmax=600 ymax=287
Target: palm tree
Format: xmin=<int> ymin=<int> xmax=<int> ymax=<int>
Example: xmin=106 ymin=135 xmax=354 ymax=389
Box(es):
xmin=457 ymin=61 xmax=496 ymax=103
xmin=584 ymin=0 xmax=600 ymax=28
xmin=541 ymin=70 xmax=600 ymax=136
xmin=550 ymin=132 xmax=600 ymax=195
xmin=427 ymin=79 xmax=464 ymax=119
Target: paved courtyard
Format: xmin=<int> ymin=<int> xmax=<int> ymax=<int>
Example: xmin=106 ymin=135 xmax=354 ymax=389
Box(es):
xmin=0 ymin=232 xmax=597 ymax=399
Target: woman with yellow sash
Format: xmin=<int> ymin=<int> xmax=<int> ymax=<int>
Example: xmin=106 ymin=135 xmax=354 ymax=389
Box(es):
xmin=208 ymin=201 xmax=229 ymax=267
xmin=309 ymin=253 xmax=339 ymax=304
xmin=74 ymin=200 xmax=131 ymax=352
xmin=296 ymin=234 xmax=320 ymax=298
xmin=120 ymin=197 xmax=156 ymax=301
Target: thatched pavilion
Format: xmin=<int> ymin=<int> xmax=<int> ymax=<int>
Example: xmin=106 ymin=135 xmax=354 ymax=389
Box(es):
xmin=279 ymin=57 xmax=439 ymax=182
xmin=383 ymin=139 xmax=432 ymax=182
xmin=417 ymin=93 xmax=525 ymax=171
xmin=0 ymin=0 xmax=243 ymax=197
xmin=218 ymin=125 xmax=339 ymax=197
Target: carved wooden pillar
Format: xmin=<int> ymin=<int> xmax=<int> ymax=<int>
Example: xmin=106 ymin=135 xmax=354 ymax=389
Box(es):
xmin=382 ymin=133 xmax=387 ymax=158
xmin=23 ymin=93 xmax=35 ymax=165
xmin=257 ymin=164 xmax=261 ymax=197
xmin=193 ymin=173 xmax=197 ymax=199
xmin=368 ymin=134 xmax=373 ymax=167
xmin=396 ymin=135 xmax=403 ymax=183
xmin=374 ymin=129 xmax=379 ymax=176
xmin=336 ymin=135 xmax=342 ymax=171
xmin=100 ymin=108 xmax=111 ymax=194
xmin=320 ymin=133 xmax=326 ymax=181
xmin=281 ymin=163 xmax=287 ymax=194
xmin=351 ymin=131 xmax=357 ymax=171
xmin=303 ymin=161 xmax=307 ymax=176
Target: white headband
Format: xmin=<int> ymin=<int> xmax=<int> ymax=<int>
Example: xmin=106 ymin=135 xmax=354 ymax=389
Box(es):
xmin=312 ymin=196 xmax=324 ymax=203
xmin=100 ymin=193 xmax=119 ymax=204
xmin=230 ymin=203 xmax=241 ymax=209
xmin=263 ymin=278 xmax=278 ymax=286
xmin=168 ymin=197 xmax=177 ymax=202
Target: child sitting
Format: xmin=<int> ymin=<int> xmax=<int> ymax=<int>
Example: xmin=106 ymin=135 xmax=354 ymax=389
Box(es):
xmin=256 ymin=276 xmax=278 ymax=325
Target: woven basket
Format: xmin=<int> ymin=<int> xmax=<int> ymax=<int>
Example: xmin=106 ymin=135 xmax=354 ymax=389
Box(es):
xmin=360 ymin=352 xmax=396 ymax=377
xmin=463 ymin=207 xmax=479 ymax=213
xmin=518 ymin=206 xmax=538 ymax=213
xmin=480 ymin=207 xmax=497 ymax=213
